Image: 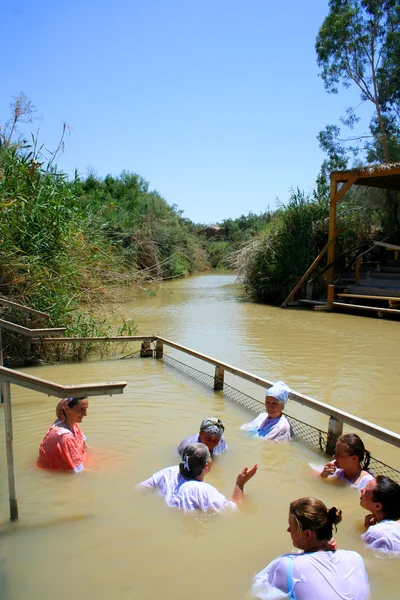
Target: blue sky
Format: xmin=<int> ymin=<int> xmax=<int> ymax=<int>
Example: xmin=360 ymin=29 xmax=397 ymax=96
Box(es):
xmin=2 ymin=0 xmax=372 ymax=223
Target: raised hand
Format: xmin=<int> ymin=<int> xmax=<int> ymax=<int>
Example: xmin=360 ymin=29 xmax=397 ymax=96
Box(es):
xmin=364 ymin=513 xmax=377 ymax=529
xmin=236 ymin=464 xmax=258 ymax=487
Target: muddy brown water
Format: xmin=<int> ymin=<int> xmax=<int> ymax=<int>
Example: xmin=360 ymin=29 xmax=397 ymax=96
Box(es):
xmin=0 ymin=272 xmax=398 ymax=599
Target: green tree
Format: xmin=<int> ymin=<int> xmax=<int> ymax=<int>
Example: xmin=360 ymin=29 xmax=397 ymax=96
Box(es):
xmin=316 ymin=0 xmax=400 ymax=164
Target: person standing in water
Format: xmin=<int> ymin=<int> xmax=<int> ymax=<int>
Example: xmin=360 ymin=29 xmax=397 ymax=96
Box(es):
xmin=37 ymin=397 xmax=88 ymax=472
xmin=240 ymin=381 xmax=293 ymax=441
xmin=360 ymin=475 xmax=400 ymax=555
xmin=177 ymin=417 xmax=227 ymax=456
xmin=319 ymin=433 xmax=373 ymax=490
xmin=140 ymin=442 xmax=257 ymax=512
xmin=252 ymin=497 xmax=370 ymax=600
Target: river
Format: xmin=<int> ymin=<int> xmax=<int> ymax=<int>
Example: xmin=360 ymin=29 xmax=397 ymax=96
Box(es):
xmin=0 ymin=272 xmax=398 ymax=599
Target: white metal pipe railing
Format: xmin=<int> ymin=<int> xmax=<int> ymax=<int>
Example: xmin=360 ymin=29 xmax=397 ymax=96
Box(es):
xmin=155 ymin=336 xmax=400 ymax=450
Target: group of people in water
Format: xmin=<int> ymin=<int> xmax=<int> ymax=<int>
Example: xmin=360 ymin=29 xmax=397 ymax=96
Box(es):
xmin=37 ymin=381 xmax=400 ymax=599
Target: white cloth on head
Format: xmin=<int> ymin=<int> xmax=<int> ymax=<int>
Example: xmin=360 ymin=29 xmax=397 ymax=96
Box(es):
xmin=139 ymin=465 xmax=236 ymax=512
xmin=252 ymin=549 xmax=369 ymax=600
xmin=240 ymin=413 xmax=293 ymax=441
xmin=362 ymin=519 xmax=400 ymax=555
xmin=265 ymin=381 xmax=291 ymax=406
xmin=309 ymin=463 xmax=374 ymax=490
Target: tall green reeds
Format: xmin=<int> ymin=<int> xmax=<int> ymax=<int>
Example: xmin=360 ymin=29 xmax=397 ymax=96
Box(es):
xmin=233 ymin=190 xmax=329 ymax=304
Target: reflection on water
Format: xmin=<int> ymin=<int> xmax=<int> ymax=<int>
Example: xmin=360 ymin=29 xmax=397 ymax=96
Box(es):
xmin=0 ymin=272 xmax=399 ymax=599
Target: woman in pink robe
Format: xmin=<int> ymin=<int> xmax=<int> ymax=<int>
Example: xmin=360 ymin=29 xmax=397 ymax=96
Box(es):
xmin=37 ymin=397 xmax=88 ymax=473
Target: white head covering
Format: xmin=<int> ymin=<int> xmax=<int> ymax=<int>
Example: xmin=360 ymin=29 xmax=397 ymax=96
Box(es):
xmin=265 ymin=381 xmax=291 ymax=406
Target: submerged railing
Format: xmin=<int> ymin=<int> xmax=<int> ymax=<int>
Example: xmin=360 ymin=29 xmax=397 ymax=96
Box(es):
xmin=1 ymin=306 xmax=399 ymax=511
xmin=29 ymin=332 xmax=400 ymax=455
xmin=153 ymin=336 xmax=400 ymax=452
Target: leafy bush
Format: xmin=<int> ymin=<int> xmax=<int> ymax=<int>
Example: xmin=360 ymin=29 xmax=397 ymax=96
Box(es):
xmin=234 ymin=190 xmax=328 ymax=304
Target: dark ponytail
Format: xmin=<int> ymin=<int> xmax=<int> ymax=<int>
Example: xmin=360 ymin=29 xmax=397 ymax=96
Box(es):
xmin=339 ymin=433 xmax=370 ymax=470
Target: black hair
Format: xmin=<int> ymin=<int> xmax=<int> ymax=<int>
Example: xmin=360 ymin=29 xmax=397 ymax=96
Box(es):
xmin=339 ymin=433 xmax=371 ymax=470
xmin=373 ymin=475 xmax=400 ymax=520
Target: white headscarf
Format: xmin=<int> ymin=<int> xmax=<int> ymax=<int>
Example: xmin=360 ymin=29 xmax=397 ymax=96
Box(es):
xmin=265 ymin=381 xmax=291 ymax=406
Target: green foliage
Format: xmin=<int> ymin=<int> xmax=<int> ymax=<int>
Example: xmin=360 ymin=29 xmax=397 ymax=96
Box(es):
xmin=201 ymin=211 xmax=273 ymax=267
xmin=234 ymin=191 xmax=328 ymax=304
xmin=316 ymin=0 xmax=400 ymax=163
xmin=77 ymin=172 xmax=208 ymax=278
xmin=0 ymin=131 xmax=140 ymax=363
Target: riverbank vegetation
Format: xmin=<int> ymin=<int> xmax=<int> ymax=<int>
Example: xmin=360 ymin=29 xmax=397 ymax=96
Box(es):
xmin=2 ymin=2 xmax=400 ymax=363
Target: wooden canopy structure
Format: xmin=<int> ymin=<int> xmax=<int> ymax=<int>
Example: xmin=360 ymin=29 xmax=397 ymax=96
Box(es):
xmin=282 ymin=162 xmax=400 ymax=313
xmin=327 ymin=162 xmax=400 ymax=285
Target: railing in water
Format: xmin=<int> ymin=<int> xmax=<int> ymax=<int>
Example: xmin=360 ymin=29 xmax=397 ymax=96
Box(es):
xmin=1 ymin=303 xmax=399 ymax=513
xmin=28 ymin=332 xmax=400 ymax=454
xmin=0 ymin=366 xmax=127 ymax=521
xmin=153 ymin=336 xmax=400 ymax=452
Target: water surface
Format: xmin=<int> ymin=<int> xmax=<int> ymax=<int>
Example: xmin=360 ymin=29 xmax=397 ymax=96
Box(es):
xmin=0 ymin=272 xmax=399 ymax=599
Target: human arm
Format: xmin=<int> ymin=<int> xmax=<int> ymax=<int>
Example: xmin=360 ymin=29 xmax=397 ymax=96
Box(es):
xmin=231 ymin=464 xmax=258 ymax=505
xmin=252 ymin=556 xmax=292 ymax=599
xmin=139 ymin=476 xmax=156 ymax=488
xmin=240 ymin=413 xmax=267 ymax=432
xmin=320 ymin=461 xmax=336 ymax=479
xmin=61 ymin=435 xmax=86 ymax=472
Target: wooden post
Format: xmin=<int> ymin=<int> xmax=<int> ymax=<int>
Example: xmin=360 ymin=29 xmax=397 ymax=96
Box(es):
xmin=214 ymin=366 xmax=224 ymax=391
xmin=327 ymin=284 xmax=335 ymax=310
xmin=155 ymin=339 xmax=163 ymax=359
xmin=306 ymin=280 xmax=313 ymax=300
xmin=355 ymin=258 xmax=360 ymax=284
xmin=281 ymin=223 xmax=344 ymax=308
xmin=0 ymin=329 xmax=3 ymax=404
xmin=24 ymin=335 xmax=32 ymax=359
xmin=326 ymin=416 xmax=343 ymax=455
xmin=327 ymin=179 xmax=338 ymax=286
xmin=3 ymin=380 xmax=18 ymax=520
xmin=140 ymin=341 xmax=153 ymax=358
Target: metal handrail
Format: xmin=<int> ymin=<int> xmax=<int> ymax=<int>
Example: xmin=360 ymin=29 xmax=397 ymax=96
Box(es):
xmin=155 ymin=336 xmax=400 ymax=449
xmin=0 ymin=367 xmax=127 ymax=521
xmin=0 ymin=297 xmax=50 ymax=318
xmin=0 ymin=319 xmax=65 ymax=337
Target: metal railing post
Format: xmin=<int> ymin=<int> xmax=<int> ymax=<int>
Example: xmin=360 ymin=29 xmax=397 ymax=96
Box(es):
xmin=326 ymin=416 xmax=343 ymax=455
xmin=155 ymin=339 xmax=164 ymax=359
xmin=214 ymin=366 xmax=224 ymax=391
xmin=140 ymin=341 xmax=153 ymax=357
xmin=3 ymin=380 xmax=18 ymax=520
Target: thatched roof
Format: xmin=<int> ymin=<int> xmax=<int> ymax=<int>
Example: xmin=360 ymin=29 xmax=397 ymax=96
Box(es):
xmin=331 ymin=163 xmax=400 ymax=191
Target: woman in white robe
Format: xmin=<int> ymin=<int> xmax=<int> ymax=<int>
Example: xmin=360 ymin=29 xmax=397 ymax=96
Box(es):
xmin=241 ymin=381 xmax=293 ymax=441
xmin=252 ymin=497 xmax=370 ymax=600
xmin=140 ymin=443 xmax=257 ymax=512
xmin=360 ymin=474 xmax=400 ymax=555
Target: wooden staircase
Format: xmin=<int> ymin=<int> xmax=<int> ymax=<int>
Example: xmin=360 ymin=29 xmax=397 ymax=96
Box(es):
xmin=331 ymin=252 xmax=400 ymax=317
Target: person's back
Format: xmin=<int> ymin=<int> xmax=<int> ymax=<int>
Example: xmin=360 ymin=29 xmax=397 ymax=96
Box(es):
xmin=253 ymin=549 xmax=369 ymax=600
xmin=141 ymin=465 xmax=235 ymax=511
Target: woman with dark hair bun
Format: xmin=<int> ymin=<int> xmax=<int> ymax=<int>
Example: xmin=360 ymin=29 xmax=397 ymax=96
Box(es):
xmin=360 ymin=475 xmax=400 ymax=555
xmin=252 ymin=497 xmax=370 ymax=600
xmin=317 ymin=433 xmax=374 ymax=490
xmin=140 ymin=442 xmax=257 ymax=512
xmin=37 ymin=397 xmax=88 ymax=472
